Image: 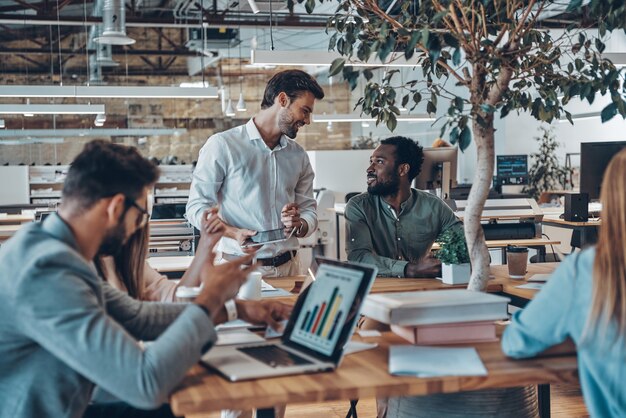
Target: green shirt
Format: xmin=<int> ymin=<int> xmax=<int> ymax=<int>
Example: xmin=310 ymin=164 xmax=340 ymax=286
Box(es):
xmin=345 ymin=189 xmax=462 ymax=277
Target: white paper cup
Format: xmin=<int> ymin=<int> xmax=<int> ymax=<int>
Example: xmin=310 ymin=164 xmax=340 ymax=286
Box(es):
xmin=238 ymin=271 xmax=262 ymax=300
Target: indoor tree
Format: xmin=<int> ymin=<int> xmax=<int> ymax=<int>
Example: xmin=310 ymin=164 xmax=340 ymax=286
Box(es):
xmin=523 ymin=125 xmax=571 ymax=201
xmin=292 ymin=0 xmax=626 ymax=291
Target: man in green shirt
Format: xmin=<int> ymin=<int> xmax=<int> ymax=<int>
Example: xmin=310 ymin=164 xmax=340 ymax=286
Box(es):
xmin=345 ymin=136 xmax=462 ymax=277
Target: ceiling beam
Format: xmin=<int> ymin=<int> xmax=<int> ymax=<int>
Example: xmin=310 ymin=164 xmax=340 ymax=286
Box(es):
xmin=0 ymin=13 xmax=329 ymax=29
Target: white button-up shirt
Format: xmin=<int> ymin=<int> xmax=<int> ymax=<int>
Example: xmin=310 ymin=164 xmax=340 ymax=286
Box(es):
xmin=186 ymin=118 xmax=318 ymax=258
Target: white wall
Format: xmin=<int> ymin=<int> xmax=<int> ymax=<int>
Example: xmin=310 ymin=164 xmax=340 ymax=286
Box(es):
xmin=307 ymin=150 xmax=372 ymax=203
xmin=0 ymin=166 xmax=29 ymax=205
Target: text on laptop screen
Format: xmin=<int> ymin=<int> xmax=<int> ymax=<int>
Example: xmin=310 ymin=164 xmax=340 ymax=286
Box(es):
xmin=288 ymin=264 xmax=364 ymax=356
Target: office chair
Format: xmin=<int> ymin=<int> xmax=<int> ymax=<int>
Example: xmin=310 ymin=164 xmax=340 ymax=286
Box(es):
xmin=345 ymin=192 xmax=360 ymax=203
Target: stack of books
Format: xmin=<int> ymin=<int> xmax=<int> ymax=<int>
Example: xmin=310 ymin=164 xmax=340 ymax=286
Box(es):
xmin=362 ymin=289 xmax=510 ymax=345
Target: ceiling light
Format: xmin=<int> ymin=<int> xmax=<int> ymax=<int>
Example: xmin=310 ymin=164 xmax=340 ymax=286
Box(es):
xmin=559 ymin=112 xmax=601 ymax=122
xmin=0 ymin=85 xmax=219 ymax=99
xmin=0 ymin=85 xmax=76 ymax=97
xmin=0 ymin=138 xmax=64 ymax=145
xmin=0 ymin=104 xmax=105 ymax=115
xmin=75 ymin=86 xmax=218 ymax=99
xmin=601 ymin=52 xmax=626 ymax=67
xmin=251 ymin=50 xmax=422 ymax=67
xmin=312 ymin=113 xmax=435 ymax=122
xmin=246 ymin=0 xmax=260 ymax=14
xmin=236 ymin=92 xmax=247 ymax=112
xmin=225 ymin=99 xmax=236 ymax=117
xmin=0 ymin=128 xmax=187 ymax=138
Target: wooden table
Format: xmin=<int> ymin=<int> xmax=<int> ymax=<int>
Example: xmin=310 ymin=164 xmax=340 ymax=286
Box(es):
xmin=170 ymin=332 xmax=577 ymax=417
xmin=0 ymin=213 xmax=34 ymax=225
xmin=0 ymin=224 xmax=23 ymax=244
xmin=542 ymin=214 xmax=601 ymax=249
xmin=490 ymin=262 xmax=559 ymax=303
xmin=169 ymin=262 xmax=566 ymax=417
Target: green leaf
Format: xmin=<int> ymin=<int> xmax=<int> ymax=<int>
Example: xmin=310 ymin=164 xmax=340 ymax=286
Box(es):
xmin=386 ymin=114 xmax=398 ymax=131
xmin=449 ymin=127 xmax=459 ymax=144
xmin=406 ymin=31 xmax=421 ymax=53
xmin=421 ymin=28 xmax=430 ymax=47
xmin=329 ymin=58 xmax=345 ymax=77
xmin=566 ymin=0 xmax=582 ymax=13
xmin=452 ymin=48 xmax=461 ymax=66
xmin=413 ymin=92 xmax=422 ymax=104
xmin=426 ymin=101 xmax=437 ymax=114
xmin=305 ymin=0 xmax=315 ymax=14
xmin=480 ymin=104 xmax=495 ymax=113
xmin=459 ymin=126 xmax=472 ymax=151
xmin=363 ymin=69 xmax=374 ymax=81
xmin=601 ymin=102 xmax=618 ymax=122
xmin=454 ymin=96 xmax=464 ymax=112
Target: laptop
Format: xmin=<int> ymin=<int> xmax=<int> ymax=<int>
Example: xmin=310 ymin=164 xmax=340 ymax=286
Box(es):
xmin=201 ymin=257 xmax=377 ymax=381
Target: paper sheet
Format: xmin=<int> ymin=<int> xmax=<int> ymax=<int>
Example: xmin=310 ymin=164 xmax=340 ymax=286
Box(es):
xmin=515 ymin=282 xmax=545 ymax=290
xmin=216 ymin=330 xmax=266 ymax=346
xmin=344 ymin=341 xmax=378 ymax=355
xmin=389 ymin=345 xmax=488 ymax=377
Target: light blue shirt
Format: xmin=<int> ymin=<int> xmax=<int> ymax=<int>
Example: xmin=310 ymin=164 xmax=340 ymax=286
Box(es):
xmin=186 ymin=118 xmax=317 ymax=258
xmin=502 ymin=248 xmax=626 ymax=417
xmin=0 ymin=214 xmax=217 ymax=418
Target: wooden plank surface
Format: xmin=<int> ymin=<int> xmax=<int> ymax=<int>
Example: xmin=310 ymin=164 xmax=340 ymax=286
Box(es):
xmin=542 ymin=215 xmax=601 ymax=227
xmin=0 ymin=213 xmax=34 ymax=224
xmin=490 ymin=263 xmax=559 ymax=300
xmin=170 ymin=332 xmax=578 ymax=415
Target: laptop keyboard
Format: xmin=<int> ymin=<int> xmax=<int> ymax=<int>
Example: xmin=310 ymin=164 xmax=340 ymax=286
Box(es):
xmin=238 ymin=345 xmax=313 ymax=368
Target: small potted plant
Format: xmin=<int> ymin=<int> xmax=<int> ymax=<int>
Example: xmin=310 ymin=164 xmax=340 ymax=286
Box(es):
xmin=435 ymin=227 xmax=471 ymax=285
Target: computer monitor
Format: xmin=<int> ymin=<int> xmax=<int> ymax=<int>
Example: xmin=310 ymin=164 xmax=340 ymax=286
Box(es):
xmin=414 ymin=147 xmax=458 ymax=198
xmin=496 ymin=155 xmax=528 ymax=185
xmin=580 ymin=141 xmax=626 ymax=200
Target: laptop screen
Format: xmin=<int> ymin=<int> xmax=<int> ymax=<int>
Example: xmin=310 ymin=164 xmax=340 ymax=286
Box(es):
xmin=282 ymin=257 xmax=377 ymax=363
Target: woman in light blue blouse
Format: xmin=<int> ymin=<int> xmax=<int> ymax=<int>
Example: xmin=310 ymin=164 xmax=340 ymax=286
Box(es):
xmin=502 ymin=148 xmax=626 ymax=417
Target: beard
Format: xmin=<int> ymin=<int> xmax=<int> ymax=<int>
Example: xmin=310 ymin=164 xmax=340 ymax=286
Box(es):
xmin=367 ymin=172 xmax=401 ymax=196
xmin=98 ymin=220 xmax=127 ymax=256
xmin=278 ymin=108 xmax=301 ymax=139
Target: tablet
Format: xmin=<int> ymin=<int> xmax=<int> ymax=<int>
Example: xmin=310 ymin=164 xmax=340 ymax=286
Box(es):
xmin=243 ymin=227 xmax=295 ymax=247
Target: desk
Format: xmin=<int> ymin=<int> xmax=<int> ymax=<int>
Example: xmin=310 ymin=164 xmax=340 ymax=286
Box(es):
xmin=0 ymin=213 xmax=34 ymax=225
xmin=542 ymin=215 xmax=601 ymax=249
xmin=0 ymin=224 xmax=23 ymax=243
xmin=170 ymin=332 xmax=577 ymax=417
xmin=168 ymin=264 xmax=565 ymax=417
xmin=491 ymin=263 xmax=559 ymax=305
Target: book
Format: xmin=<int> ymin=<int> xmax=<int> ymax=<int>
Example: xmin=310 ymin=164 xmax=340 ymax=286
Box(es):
xmin=362 ymin=289 xmax=509 ymax=326
xmin=390 ymin=321 xmax=497 ymax=345
xmin=389 ymin=345 xmax=488 ymax=377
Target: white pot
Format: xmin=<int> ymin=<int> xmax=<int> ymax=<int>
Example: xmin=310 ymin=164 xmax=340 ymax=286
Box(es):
xmin=441 ymin=263 xmax=471 ymax=285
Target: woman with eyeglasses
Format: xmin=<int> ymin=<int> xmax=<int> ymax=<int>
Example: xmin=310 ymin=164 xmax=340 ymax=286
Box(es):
xmin=95 ymin=206 xmax=223 ymax=302
xmin=502 ymin=148 xmax=626 ymax=417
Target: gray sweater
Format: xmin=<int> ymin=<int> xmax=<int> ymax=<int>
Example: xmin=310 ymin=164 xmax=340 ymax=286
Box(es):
xmin=0 ymin=214 xmax=217 ymax=418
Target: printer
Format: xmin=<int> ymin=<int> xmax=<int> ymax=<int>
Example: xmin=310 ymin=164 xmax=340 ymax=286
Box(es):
xmin=454 ymin=198 xmax=543 ymax=240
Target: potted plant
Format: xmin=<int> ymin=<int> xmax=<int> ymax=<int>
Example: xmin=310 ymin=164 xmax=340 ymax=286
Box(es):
xmin=435 ymin=228 xmax=470 ymax=285
xmin=523 ymin=125 xmax=571 ymax=202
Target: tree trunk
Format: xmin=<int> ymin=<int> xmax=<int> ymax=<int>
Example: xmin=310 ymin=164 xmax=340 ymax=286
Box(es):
xmin=466 ymin=114 xmax=495 ymax=291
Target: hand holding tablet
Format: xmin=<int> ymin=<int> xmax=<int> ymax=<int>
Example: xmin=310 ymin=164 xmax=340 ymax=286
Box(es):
xmin=242 ymin=227 xmax=296 ymax=248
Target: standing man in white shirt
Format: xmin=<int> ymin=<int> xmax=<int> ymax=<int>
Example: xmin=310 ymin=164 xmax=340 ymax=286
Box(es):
xmin=186 ymin=69 xmax=324 ymax=278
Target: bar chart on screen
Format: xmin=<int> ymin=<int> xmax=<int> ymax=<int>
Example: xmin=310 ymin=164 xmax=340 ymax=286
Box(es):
xmin=289 ymin=265 xmax=363 ymax=356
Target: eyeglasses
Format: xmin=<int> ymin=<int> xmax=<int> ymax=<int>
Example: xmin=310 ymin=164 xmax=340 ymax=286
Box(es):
xmin=124 ymin=197 xmax=150 ymax=229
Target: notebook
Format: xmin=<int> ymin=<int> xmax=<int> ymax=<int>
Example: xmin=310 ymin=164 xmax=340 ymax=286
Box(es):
xmin=201 ymin=257 xmax=377 ymax=381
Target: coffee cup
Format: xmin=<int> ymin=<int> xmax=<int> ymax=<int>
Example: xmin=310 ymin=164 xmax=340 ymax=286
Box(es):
xmin=238 ymin=271 xmax=262 ymax=300
xmin=507 ymin=246 xmax=529 ymax=279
